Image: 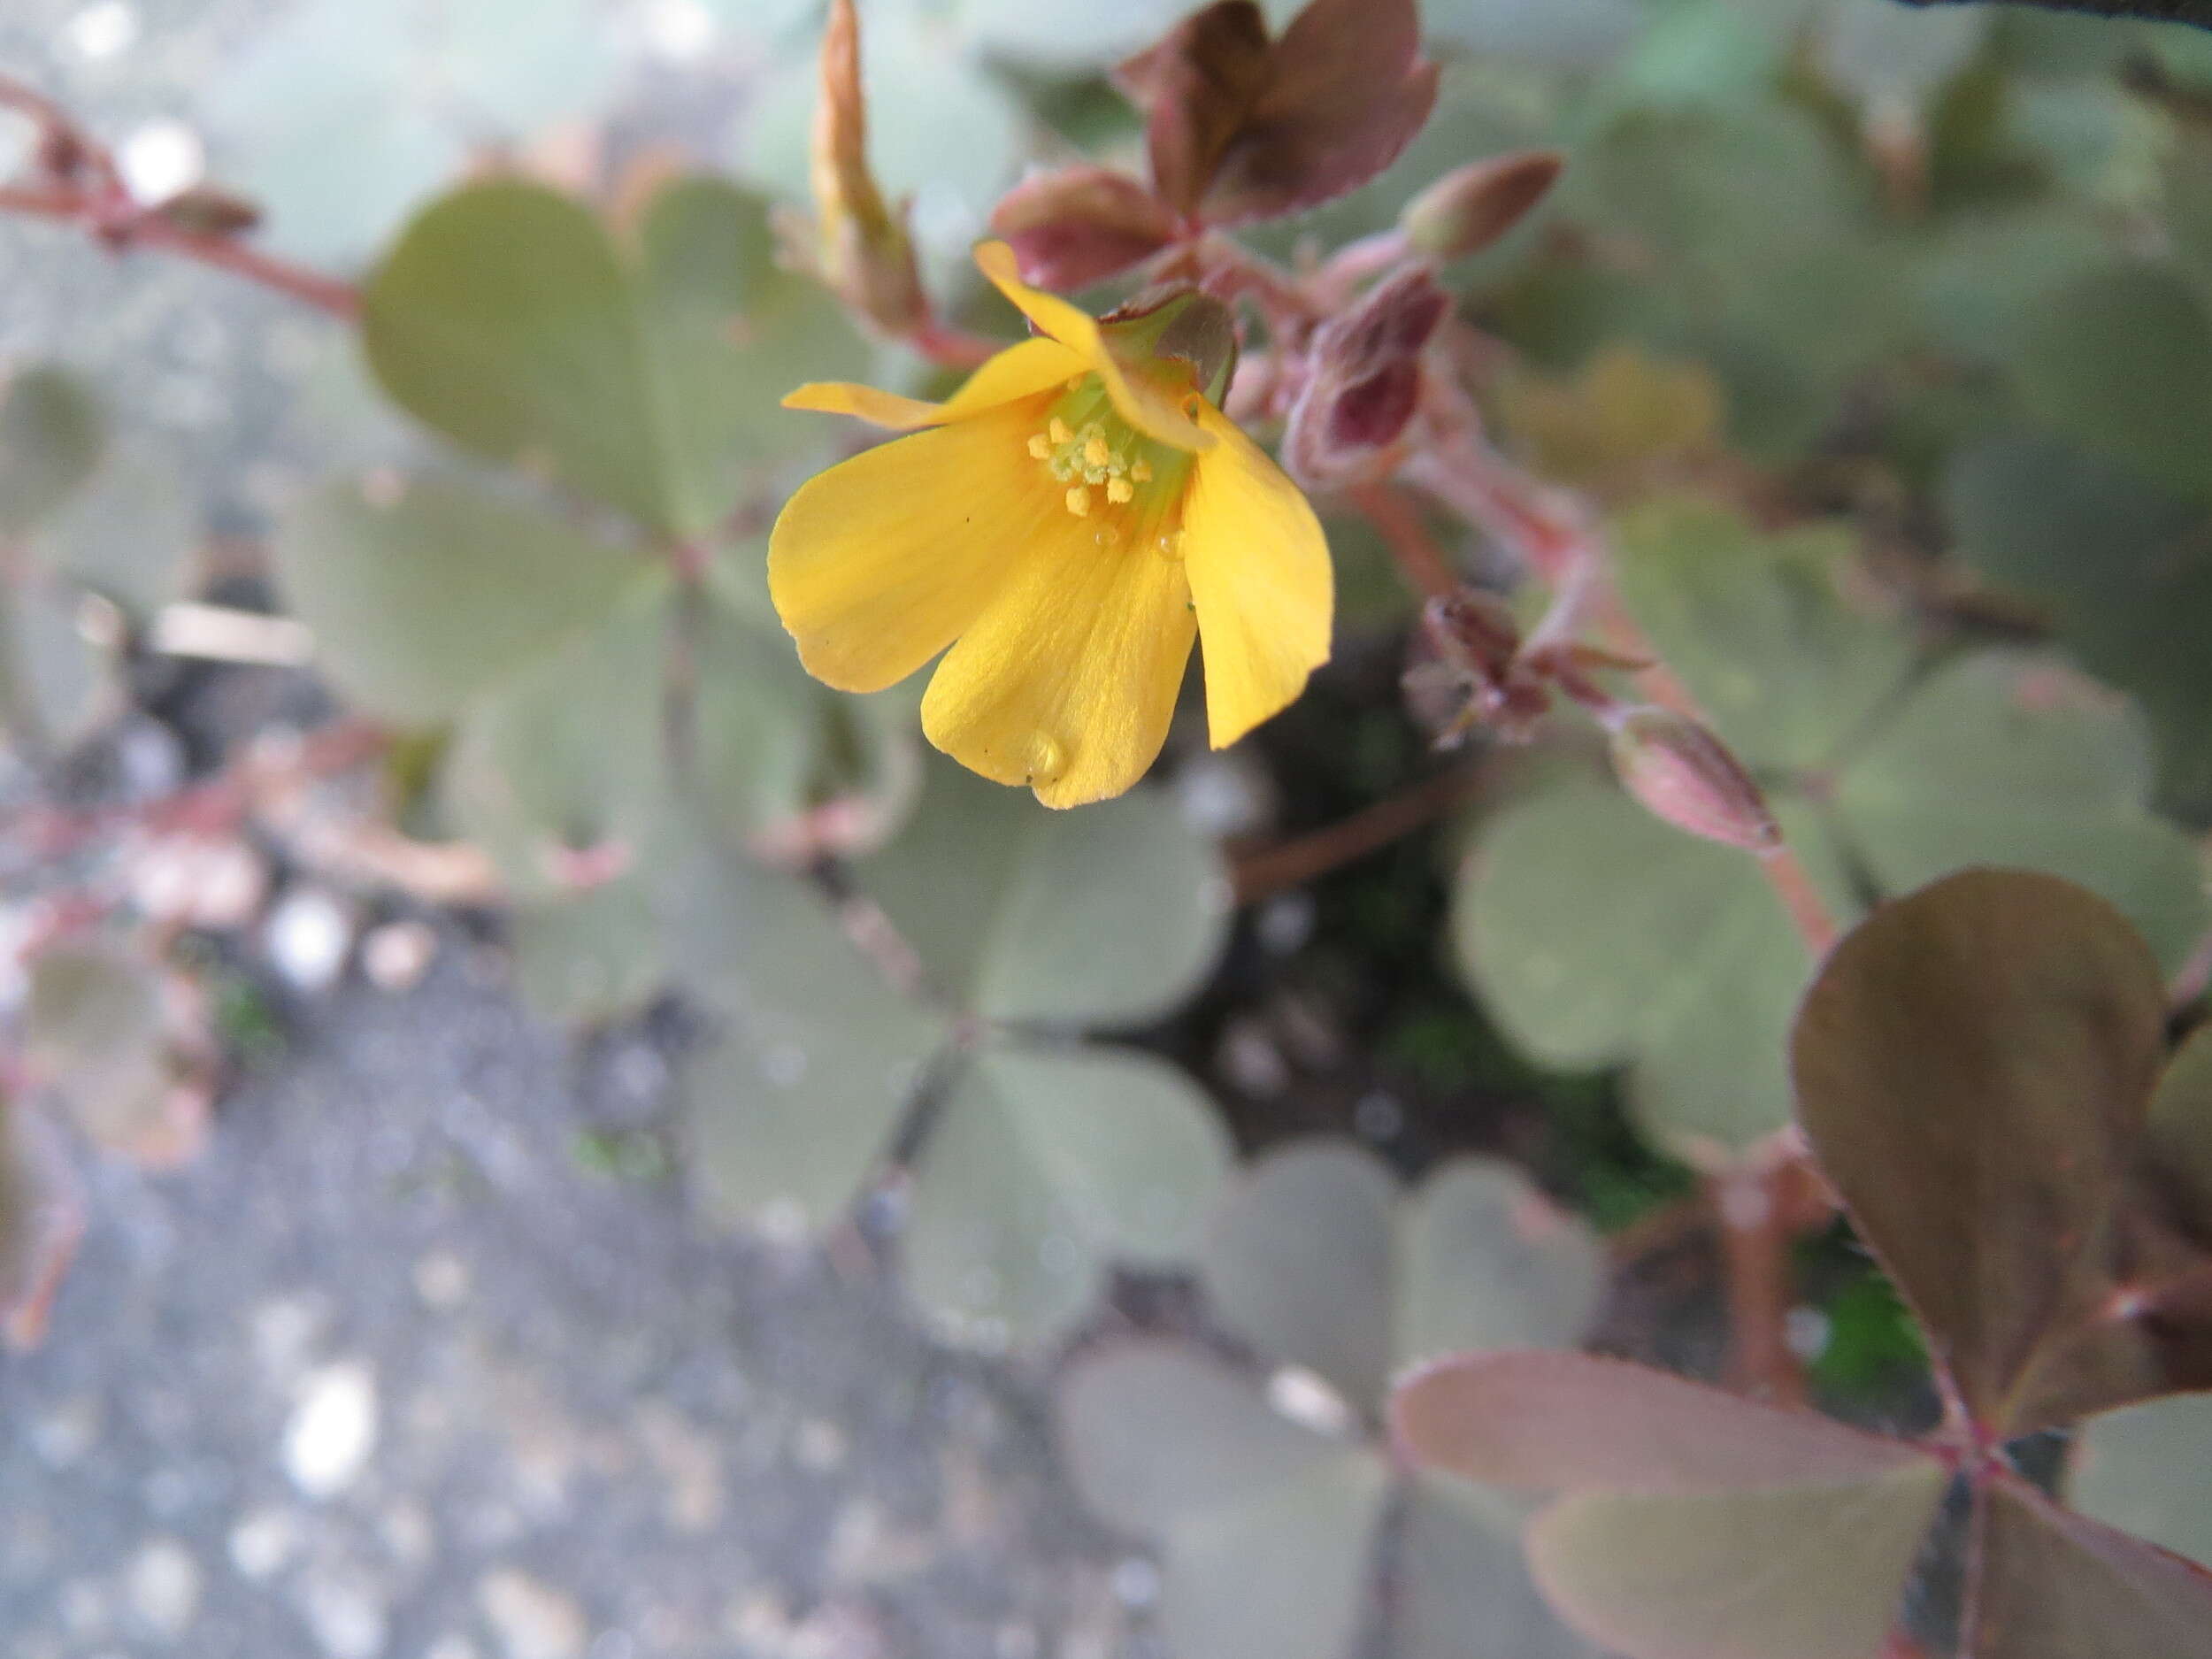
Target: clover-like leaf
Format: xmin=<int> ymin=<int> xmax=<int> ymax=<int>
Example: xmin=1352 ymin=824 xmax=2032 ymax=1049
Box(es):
xmin=901 ymin=1042 xmax=1233 ymax=1348
xmin=25 ymin=943 xmax=204 ymax=1166
xmin=204 ymin=0 xmax=619 ymax=264
xmin=1945 ymin=434 xmax=2212 ymax=816
xmin=1456 ymin=502 xmax=2205 ymax=1156
xmin=508 ymin=879 xmax=671 ymax=1029
xmin=1115 ymin=0 xmax=1440 ymax=227
xmin=0 ymin=576 xmax=111 ymax=755
xmin=856 ymin=762 xmax=1230 ymax=1029
xmin=668 ymin=844 xmax=946 ymax=1233
xmin=363 ymin=177 xmax=863 ymax=539
xmin=1393 ymin=1353 xmax=1950 ymax=1659
xmin=1202 ymin=1139 xmax=1604 ymax=1409
xmin=1830 ymin=653 xmax=2207 ymax=971
xmin=1057 ymin=1141 xmax=1600 ymax=1659
xmin=2016 ymin=263 xmax=2212 ymax=505
xmin=274 ymin=475 xmax=641 ymax=726
xmin=26 ymin=446 xmax=196 ymax=625
xmin=1970 ymin=1473 xmax=2212 ymax=1659
xmin=0 ymin=365 xmax=103 ymax=538
xmin=1454 ymin=779 xmax=1851 ymax=1155
xmin=2070 ymin=1392 xmax=2212 ymax=1572
xmin=1793 ymin=870 xmax=2212 ymax=1439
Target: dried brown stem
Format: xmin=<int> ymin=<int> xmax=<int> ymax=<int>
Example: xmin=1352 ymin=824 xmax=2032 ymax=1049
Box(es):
xmin=1230 ymin=764 xmax=1481 ymax=902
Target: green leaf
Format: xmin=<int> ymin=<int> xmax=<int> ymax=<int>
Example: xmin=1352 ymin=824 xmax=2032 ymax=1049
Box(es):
xmin=901 ymin=1042 xmax=1232 ymax=1348
xmin=1453 ymin=779 xmax=1847 ymax=1155
xmin=1792 ymin=870 xmax=2175 ymax=1437
xmin=1396 ymin=1471 xmax=1596 ymax=1659
xmin=857 ymin=763 xmax=1229 ymax=1028
xmin=2145 ymin=1025 xmax=2212 ymax=1226
xmin=0 ymin=366 xmax=104 ymax=538
xmin=1970 ymin=1473 xmax=2212 ymax=1659
xmin=668 ymin=846 xmax=945 ymax=1234
xmin=26 ymin=448 xmax=196 ymax=624
xmin=1830 ymin=651 xmax=2208 ymax=972
xmin=273 ymin=475 xmax=640 ymax=726
xmin=1202 ymin=1141 xmax=1400 ymax=1407
xmin=1610 ymin=499 xmax=1916 ymax=774
xmin=509 ymin=879 xmax=669 ymax=1027
xmin=1394 ymin=1157 xmax=1606 ymax=1368
xmin=1816 ymin=0 xmax=1988 ymax=107
xmin=2071 ymin=1393 xmax=2212 ymax=1572
xmin=364 ymin=179 xmax=861 ymax=538
xmin=1944 ymin=434 xmax=2212 ymax=816
xmin=2018 ymin=262 xmax=2212 ymax=503
xmin=0 ymin=579 xmax=108 ymax=753
xmin=1526 ymin=1466 xmax=1947 ymax=1659
xmin=1057 ymin=1342 xmax=1392 ymax=1659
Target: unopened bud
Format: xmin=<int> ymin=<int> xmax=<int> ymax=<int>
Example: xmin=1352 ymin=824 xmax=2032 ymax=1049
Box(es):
xmin=1401 ymin=149 xmax=1563 ymax=260
xmin=810 ymin=0 xmax=927 ymax=335
xmin=150 ymin=183 xmax=262 ymax=238
xmin=1282 ymin=265 xmax=1448 ymax=488
xmin=1604 ymin=707 xmax=1780 ymax=852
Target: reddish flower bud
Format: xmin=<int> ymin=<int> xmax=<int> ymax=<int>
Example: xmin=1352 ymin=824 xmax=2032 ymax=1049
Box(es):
xmin=1604 ymin=707 xmax=1781 ymax=852
xmin=989 ymin=165 xmax=1178 ymax=291
xmin=1400 ymin=149 xmax=1564 ymax=260
xmin=150 ymin=183 xmax=263 ymax=238
xmin=1282 ymin=266 xmax=1449 ymax=488
xmin=810 ymin=0 xmax=926 ymax=336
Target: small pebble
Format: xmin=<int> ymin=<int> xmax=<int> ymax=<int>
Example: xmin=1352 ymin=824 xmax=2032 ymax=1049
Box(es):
xmin=285 ymin=1361 xmax=378 ymax=1499
xmin=361 ymin=921 xmax=438 ymax=992
xmin=479 ymin=1569 xmax=588 ymax=1659
xmin=126 ymin=1539 xmax=199 ymax=1640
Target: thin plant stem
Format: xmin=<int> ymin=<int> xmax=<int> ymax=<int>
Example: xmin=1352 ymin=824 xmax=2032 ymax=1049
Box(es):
xmin=0 ymin=182 xmax=359 ymax=319
xmin=1710 ymin=1164 xmax=1809 ymax=1406
xmin=1347 ymin=480 xmax=1457 ymax=599
xmin=1231 ymin=764 xmax=1481 ymax=902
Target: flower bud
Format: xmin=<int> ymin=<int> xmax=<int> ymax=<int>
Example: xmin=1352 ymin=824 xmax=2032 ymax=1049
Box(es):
xmin=810 ymin=0 xmax=926 ymax=336
xmin=1400 ymin=149 xmax=1563 ymax=260
xmin=1282 ymin=265 xmax=1448 ymax=488
xmin=1605 ymin=707 xmax=1781 ymax=852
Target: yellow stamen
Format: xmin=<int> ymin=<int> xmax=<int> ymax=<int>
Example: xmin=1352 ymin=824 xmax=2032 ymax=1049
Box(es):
xmin=1084 ymin=433 xmax=1111 ymax=469
xmin=1048 ymin=417 xmax=1072 ymax=446
xmin=1106 ymin=476 xmax=1134 ymax=504
xmin=1026 ymin=433 xmax=1052 ymax=459
xmin=1064 ymin=486 xmax=1091 ymax=518
xmin=1132 ymin=458 xmax=1153 ymax=483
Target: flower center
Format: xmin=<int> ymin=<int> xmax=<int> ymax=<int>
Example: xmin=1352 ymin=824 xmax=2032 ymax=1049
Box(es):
xmin=1023 ymin=377 xmax=1192 ymax=559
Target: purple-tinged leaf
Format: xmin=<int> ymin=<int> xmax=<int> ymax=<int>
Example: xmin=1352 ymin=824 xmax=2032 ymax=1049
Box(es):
xmin=989 ymin=165 xmax=1178 ymax=291
xmin=1792 ymin=870 xmax=2170 ymax=1437
xmin=1966 ymin=1471 xmax=2212 ymax=1658
xmin=1115 ymin=0 xmax=1272 ymax=219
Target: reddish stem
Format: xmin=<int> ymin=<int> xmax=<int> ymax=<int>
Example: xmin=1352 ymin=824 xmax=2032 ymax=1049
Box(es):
xmin=1231 ymin=765 xmax=1481 ymax=902
xmin=1710 ymin=1164 xmax=1809 ymax=1406
xmin=0 ymin=181 xmax=358 ymax=319
xmin=1347 ymin=480 xmax=1457 ymax=600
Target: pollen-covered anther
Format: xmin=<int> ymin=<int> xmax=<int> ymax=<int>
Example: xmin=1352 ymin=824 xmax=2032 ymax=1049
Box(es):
xmin=1106 ymin=476 xmax=1134 ymax=504
xmin=1026 ymin=433 xmax=1052 ymax=459
xmin=1048 ymin=417 xmax=1072 ymax=446
xmin=1065 ymin=485 xmax=1092 ymax=518
xmin=1131 ymin=458 xmax=1153 ymax=483
xmin=1084 ymin=433 xmax=1111 ymax=469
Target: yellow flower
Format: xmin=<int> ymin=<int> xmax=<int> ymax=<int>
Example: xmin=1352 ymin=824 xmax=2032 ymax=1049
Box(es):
xmin=768 ymin=242 xmax=1333 ymax=809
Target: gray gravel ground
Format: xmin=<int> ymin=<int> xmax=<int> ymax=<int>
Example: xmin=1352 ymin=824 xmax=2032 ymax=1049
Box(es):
xmin=2 ymin=941 xmax=1148 ymax=1659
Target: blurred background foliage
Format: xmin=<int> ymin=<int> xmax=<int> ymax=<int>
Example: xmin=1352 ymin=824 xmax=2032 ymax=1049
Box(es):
xmin=4 ymin=0 xmax=2212 ymax=1649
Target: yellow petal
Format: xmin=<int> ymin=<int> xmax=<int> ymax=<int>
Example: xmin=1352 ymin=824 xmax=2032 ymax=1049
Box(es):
xmin=920 ymin=510 xmax=1197 ymax=808
xmin=768 ymin=403 xmax=1048 ymax=693
xmin=1181 ymin=402 xmax=1333 ymax=748
xmin=972 ymin=240 xmax=1215 ymax=454
xmin=783 ymin=335 xmax=1088 ymax=430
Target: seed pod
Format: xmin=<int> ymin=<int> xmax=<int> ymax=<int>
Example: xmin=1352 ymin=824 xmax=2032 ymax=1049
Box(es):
xmin=1605 ymin=706 xmax=1781 ymax=852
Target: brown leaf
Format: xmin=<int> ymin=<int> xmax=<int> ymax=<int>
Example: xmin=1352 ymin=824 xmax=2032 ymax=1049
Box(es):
xmin=1968 ymin=1472 xmax=2212 ymax=1659
xmin=1791 ymin=870 xmax=2177 ymax=1437
xmin=989 ymin=165 xmax=1178 ymax=291
xmin=1115 ymin=0 xmax=1439 ymax=228
xmin=1116 ymin=0 xmax=1273 ymax=219
xmin=1202 ymin=0 xmax=1440 ymax=226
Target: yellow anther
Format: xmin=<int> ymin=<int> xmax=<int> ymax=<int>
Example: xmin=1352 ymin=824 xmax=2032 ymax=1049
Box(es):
xmin=1026 ymin=433 xmax=1052 ymax=459
xmin=1064 ymin=486 xmax=1091 ymax=518
xmin=1131 ymin=458 xmax=1153 ymax=483
xmin=1084 ymin=433 xmax=1111 ymax=469
xmin=1106 ymin=476 xmax=1134 ymax=504
xmin=1048 ymin=418 xmax=1072 ymax=446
